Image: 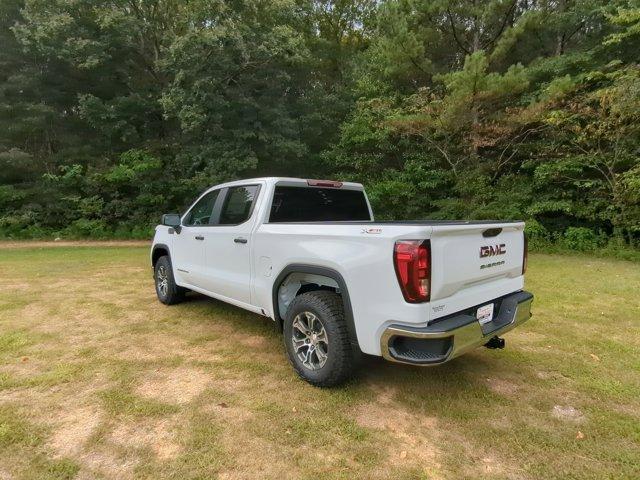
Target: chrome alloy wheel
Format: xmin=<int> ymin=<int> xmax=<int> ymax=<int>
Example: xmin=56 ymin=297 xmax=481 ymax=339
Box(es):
xmin=291 ymin=311 xmax=329 ymax=370
xmin=156 ymin=265 xmax=169 ymax=297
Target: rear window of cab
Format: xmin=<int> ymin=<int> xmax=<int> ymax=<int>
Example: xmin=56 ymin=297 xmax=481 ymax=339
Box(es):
xmin=269 ymin=186 xmax=370 ymax=222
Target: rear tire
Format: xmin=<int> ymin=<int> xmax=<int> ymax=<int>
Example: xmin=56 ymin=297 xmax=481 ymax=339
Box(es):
xmin=154 ymin=255 xmax=185 ymax=305
xmin=283 ymin=291 xmax=355 ymax=387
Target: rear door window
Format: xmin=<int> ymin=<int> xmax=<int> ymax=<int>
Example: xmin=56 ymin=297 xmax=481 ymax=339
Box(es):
xmin=219 ymin=185 xmax=260 ymax=225
xmin=269 ymin=186 xmax=370 ymax=222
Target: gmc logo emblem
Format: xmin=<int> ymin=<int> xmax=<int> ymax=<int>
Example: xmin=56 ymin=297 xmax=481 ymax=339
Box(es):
xmin=480 ymin=244 xmax=506 ymax=258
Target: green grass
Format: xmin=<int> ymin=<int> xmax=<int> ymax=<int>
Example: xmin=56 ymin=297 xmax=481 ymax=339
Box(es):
xmin=0 ymin=244 xmax=638 ymax=479
xmin=0 ymin=406 xmax=80 ymax=479
xmin=100 ymin=388 xmax=181 ymax=417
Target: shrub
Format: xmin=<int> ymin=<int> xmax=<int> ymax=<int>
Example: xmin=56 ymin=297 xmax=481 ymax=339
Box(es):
xmin=524 ymin=218 xmax=551 ymax=249
xmin=61 ymin=219 xmax=109 ymax=238
xmin=0 ymin=213 xmax=41 ymax=238
xmin=562 ymin=227 xmax=601 ymax=251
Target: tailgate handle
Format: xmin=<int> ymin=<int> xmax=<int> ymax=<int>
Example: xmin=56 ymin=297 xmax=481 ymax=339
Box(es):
xmin=482 ymin=228 xmax=502 ymax=238
xmin=195 ymin=235 xmax=204 ymax=241
xmin=234 ymin=237 xmax=248 ymax=244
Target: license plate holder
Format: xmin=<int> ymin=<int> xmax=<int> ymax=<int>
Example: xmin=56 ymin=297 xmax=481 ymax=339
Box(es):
xmin=476 ymin=303 xmax=494 ymax=325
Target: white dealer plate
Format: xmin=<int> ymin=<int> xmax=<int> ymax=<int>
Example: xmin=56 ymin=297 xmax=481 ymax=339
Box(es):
xmin=476 ymin=303 xmax=494 ymax=325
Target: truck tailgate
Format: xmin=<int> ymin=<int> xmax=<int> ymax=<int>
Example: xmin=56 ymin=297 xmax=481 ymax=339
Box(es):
xmin=429 ymin=223 xmax=525 ymax=302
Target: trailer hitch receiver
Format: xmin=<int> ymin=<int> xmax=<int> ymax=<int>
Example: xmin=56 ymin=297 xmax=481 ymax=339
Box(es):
xmin=485 ymin=336 xmax=505 ymax=349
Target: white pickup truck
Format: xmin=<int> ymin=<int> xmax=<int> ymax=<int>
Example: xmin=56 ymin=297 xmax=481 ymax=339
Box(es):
xmin=151 ymin=177 xmax=533 ymax=386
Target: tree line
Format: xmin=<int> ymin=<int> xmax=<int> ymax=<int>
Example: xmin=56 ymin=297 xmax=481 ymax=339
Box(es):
xmin=1 ymin=0 xmax=639 ymax=250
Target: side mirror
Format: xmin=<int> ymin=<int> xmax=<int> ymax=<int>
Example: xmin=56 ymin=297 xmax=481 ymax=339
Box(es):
xmin=162 ymin=214 xmax=182 ymax=233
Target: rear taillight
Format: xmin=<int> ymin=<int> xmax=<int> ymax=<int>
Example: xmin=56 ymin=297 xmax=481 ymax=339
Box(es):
xmin=522 ymin=232 xmax=528 ymax=275
xmin=394 ymin=240 xmax=431 ymax=303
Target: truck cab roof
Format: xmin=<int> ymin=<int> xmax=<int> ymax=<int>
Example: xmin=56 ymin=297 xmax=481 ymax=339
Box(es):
xmin=208 ymin=177 xmax=365 ymax=191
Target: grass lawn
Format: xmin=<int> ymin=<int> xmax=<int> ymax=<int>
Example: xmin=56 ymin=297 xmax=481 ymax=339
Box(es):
xmin=0 ymin=245 xmax=638 ymax=479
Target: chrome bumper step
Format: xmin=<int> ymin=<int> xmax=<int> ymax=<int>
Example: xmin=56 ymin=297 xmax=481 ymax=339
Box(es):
xmin=380 ymin=291 xmax=534 ymax=365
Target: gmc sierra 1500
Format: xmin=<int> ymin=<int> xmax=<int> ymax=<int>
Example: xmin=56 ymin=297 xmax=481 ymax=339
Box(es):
xmin=152 ymin=177 xmax=533 ymax=386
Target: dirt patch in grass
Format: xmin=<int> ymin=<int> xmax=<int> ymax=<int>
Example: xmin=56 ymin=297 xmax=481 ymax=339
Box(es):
xmin=14 ymin=302 xmax=49 ymax=322
xmin=0 ymin=281 xmax=32 ymax=291
xmin=486 ymin=377 xmax=520 ymax=396
xmin=110 ymin=416 xmax=181 ymax=460
xmin=136 ymin=367 xmax=211 ymax=405
xmin=465 ymin=455 xmax=519 ymax=477
xmin=210 ymin=402 xmax=254 ymax=422
xmin=354 ymin=398 xmax=442 ymax=476
xmin=78 ymin=449 xmax=137 ymax=480
xmin=110 ymin=336 xmax=191 ymax=362
xmin=238 ymin=335 xmax=267 ymax=348
xmin=0 ymin=467 xmax=15 ymax=480
xmin=111 ymin=335 xmax=224 ymax=364
xmin=0 ymin=357 xmax=46 ymax=378
xmin=215 ymin=435 xmax=297 ymax=480
xmin=551 ymin=405 xmax=585 ymax=422
xmin=49 ymin=405 xmax=103 ymax=457
xmin=611 ymin=403 xmax=640 ymax=419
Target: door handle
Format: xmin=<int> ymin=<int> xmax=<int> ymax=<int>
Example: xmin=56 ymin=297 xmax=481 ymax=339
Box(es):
xmin=195 ymin=235 xmax=204 ymax=241
xmin=234 ymin=237 xmax=248 ymax=244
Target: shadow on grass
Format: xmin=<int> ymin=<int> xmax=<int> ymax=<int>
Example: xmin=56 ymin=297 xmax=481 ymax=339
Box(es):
xmin=177 ymin=291 xmax=278 ymax=337
xmin=174 ymin=290 xmax=510 ymax=414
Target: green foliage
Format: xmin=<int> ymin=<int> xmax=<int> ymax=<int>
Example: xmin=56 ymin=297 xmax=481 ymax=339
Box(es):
xmin=524 ymin=218 xmax=551 ymax=249
xmin=562 ymin=227 xmax=602 ymax=251
xmin=327 ymin=0 xmax=639 ymax=251
xmin=606 ymin=3 xmax=640 ymax=45
xmin=0 ymin=0 xmax=638 ymax=252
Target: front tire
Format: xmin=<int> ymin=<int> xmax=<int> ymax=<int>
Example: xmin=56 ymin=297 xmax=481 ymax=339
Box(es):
xmin=283 ymin=291 xmax=355 ymax=387
xmin=154 ymin=255 xmax=185 ymax=305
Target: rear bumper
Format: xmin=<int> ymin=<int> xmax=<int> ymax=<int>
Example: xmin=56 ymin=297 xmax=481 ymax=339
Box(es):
xmin=380 ymin=290 xmax=534 ymax=365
